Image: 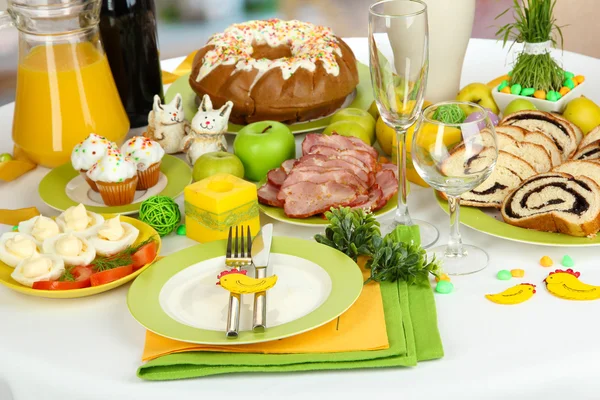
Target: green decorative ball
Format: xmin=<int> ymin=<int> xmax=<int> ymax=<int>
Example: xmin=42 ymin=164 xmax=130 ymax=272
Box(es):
xmin=139 ymin=196 xmax=181 ymax=236
xmin=432 ymin=104 xmax=466 ymax=124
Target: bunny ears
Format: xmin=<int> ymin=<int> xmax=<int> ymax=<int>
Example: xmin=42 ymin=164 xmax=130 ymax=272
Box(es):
xmin=199 ymin=94 xmax=233 ymax=118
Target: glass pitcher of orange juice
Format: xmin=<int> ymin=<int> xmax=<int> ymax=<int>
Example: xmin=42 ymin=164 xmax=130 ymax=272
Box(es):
xmin=1 ymin=0 xmax=129 ymax=168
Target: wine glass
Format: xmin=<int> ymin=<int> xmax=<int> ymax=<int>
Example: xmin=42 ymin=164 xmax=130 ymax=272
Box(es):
xmin=411 ymin=101 xmax=498 ymax=275
xmin=368 ymin=0 xmax=439 ymax=248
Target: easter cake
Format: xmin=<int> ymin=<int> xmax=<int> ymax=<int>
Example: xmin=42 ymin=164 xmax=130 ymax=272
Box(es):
xmin=189 ymin=19 xmax=359 ymax=124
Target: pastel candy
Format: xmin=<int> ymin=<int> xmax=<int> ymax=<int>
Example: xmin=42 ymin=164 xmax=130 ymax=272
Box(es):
xmin=435 ymin=280 xmax=454 ymax=294
xmin=521 ymin=88 xmax=535 ymax=96
xmin=497 ymin=270 xmax=512 ymax=280
xmin=561 ymin=255 xmax=574 ymax=267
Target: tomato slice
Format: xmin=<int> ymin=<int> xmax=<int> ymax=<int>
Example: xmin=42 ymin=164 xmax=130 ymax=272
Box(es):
xmin=32 ymin=265 xmax=93 ymax=290
xmin=72 ymin=265 xmax=93 ymax=282
xmin=132 ymin=241 xmax=158 ymax=270
xmin=33 ymin=279 xmax=90 ymax=290
xmin=90 ymin=264 xmax=133 ymax=286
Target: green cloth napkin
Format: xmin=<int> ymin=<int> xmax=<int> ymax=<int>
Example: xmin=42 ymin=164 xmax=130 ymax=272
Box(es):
xmin=137 ymin=278 xmax=443 ymax=380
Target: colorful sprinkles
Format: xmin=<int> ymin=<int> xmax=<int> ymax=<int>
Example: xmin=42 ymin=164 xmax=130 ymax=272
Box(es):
xmin=196 ymin=19 xmax=344 ymax=83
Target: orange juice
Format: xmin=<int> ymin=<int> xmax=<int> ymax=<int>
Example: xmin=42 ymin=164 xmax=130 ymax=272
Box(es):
xmin=12 ymin=42 xmax=129 ymax=168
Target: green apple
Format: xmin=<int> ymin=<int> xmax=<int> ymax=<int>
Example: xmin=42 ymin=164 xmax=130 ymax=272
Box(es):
xmin=330 ymin=108 xmax=376 ymax=144
xmin=233 ymin=121 xmax=295 ymax=182
xmin=323 ymin=121 xmax=371 ymax=145
xmin=563 ymin=97 xmax=600 ymax=135
xmin=192 ymin=151 xmax=244 ymax=182
xmin=0 ymin=153 xmax=13 ymax=162
xmin=456 ymin=82 xmax=500 ymax=115
xmin=368 ymin=101 xmax=380 ymax=120
xmin=503 ymin=99 xmax=537 ymax=116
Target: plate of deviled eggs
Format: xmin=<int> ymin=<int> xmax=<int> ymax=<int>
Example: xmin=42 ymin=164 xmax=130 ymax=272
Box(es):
xmin=0 ymin=204 xmax=160 ymax=298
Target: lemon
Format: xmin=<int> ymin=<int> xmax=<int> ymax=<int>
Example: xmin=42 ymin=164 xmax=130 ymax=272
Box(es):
xmin=376 ymin=117 xmax=395 ymax=156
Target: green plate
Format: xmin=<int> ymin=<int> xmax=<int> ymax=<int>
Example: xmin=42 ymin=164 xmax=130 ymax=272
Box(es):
xmin=39 ymin=155 xmax=192 ymax=215
xmin=257 ymin=178 xmax=397 ymax=226
xmin=127 ymin=237 xmax=364 ymax=345
xmin=165 ymin=62 xmax=374 ymax=134
xmin=435 ymin=192 xmax=600 ymax=247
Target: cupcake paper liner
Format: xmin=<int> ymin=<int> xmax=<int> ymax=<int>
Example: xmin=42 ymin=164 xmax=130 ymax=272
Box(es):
xmin=81 ymin=170 xmax=99 ymax=192
xmin=96 ymin=176 xmax=138 ymax=206
xmin=137 ymin=161 xmax=161 ymax=190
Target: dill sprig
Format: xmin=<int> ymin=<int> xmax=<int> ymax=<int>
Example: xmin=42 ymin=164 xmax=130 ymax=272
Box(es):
xmin=58 ymin=266 xmax=76 ymax=282
xmin=90 ymin=236 xmax=157 ymax=272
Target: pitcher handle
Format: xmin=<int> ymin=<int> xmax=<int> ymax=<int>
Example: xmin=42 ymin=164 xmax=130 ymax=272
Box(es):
xmin=0 ymin=11 xmax=13 ymax=29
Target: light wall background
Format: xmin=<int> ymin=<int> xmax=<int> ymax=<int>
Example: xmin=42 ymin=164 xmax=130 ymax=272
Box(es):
xmin=0 ymin=0 xmax=597 ymax=105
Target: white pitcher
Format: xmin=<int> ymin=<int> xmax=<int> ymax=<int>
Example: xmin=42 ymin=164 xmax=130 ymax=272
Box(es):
xmin=422 ymin=0 xmax=476 ymax=102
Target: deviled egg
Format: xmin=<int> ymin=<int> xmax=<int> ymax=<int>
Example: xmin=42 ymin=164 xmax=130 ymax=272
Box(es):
xmin=11 ymin=254 xmax=65 ymax=287
xmin=55 ymin=203 xmax=104 ymax=237
xmin=43 ymin=233 xmax=96 ymax=266
xmin=0 ymin=232 xmax=39 ymax=268
xmin=18 ymin=215 xmax=61 ymax=247
xmin=88 ymin=216 xmax=139 ymax=256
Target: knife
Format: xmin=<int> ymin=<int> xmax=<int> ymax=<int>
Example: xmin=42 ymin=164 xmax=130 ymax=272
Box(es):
xmin=251 ymin=223 xmax=273 ymax=332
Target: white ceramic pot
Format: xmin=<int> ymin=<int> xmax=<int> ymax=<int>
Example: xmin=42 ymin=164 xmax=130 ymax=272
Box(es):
xmin=423 ymin=0 xmax=476 ymax=103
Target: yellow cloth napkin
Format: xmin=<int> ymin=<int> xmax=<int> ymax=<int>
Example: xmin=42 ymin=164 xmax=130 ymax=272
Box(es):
xmin=0 ymin=207 xmax=40 ymax=226
xmin=162 ymin=51 xmax=198 ymax=85
xmin=0 ymin=146 xmax=36 ymax=182
xmin=142 ymin=267 xmax=388 ymax=362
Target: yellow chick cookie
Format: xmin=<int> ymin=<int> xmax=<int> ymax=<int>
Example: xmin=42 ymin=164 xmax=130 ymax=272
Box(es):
xmin=485 ymin=283 xmax=536 ymax=305
xmin=219 ymin=271 xmax=278 ymax=294
xmin=545 ymin=269 xmax=600 ymax=301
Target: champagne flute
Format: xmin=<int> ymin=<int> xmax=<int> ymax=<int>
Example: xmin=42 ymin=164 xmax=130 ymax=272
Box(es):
xmin=411 ymin=101 xmax=498 ymax=274
xmin=368 ymin=0 xmax=439 ymax=247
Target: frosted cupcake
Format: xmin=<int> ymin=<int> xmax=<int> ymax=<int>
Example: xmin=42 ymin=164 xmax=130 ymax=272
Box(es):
xmin=121 ymin=136 xmax=165 ymax=190
xmin=71 ymin=133 xmax=118 ymax=192
xmin=86 ymin=150 xmax=138 ymax=206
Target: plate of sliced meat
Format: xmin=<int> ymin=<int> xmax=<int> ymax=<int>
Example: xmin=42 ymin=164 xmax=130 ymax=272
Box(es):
xmin=257 ymin=133 xmax=398 ymax=226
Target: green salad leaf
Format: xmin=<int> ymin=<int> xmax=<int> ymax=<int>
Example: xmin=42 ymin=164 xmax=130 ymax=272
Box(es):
xmin=315 ymin=207 xmax=442 ymax=285
xmin=314 ymin=207 xmax=380 ymax=261
xmin=365 ymin=235 xmax=441 ymax=285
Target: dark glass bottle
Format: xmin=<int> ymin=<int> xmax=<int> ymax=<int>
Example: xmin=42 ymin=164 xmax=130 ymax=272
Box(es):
xmin=99 ymin=0 xmax=164 ymax=128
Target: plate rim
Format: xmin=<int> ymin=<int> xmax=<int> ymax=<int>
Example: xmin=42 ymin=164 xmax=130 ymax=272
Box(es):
xmin=38 ymin=154 xmax=191 ymax=215
xmin=165 ymin=62 xmax=373 ymax=135
xmin=435 ymin=191 xmax=600 ymax=247
xmin=0 ymin=215 xmax=161 ymax=298
xmin=127 ymin=236 xmax=364 ymax=345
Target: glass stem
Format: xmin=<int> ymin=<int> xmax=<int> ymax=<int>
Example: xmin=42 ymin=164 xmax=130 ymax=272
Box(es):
xmin=446 ymin=195 xmax=466 ymax=257
xmin=395 ymin=127 xmax=413 ymax=226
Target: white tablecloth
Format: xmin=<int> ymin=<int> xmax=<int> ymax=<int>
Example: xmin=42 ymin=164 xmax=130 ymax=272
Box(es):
xmin=1 ymin=38 xmax=600 ymax=400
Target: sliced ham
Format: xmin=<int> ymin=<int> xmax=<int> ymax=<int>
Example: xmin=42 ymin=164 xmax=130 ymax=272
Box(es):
xmin=267 ymin=168 xmax=287 ymax=188
xmin=351 ymin=185 xmax=383 ymax=211
xmin=281 ymin=168 xmax=369 ymax=192
xmin=308 ymin=145 xmax=377 ymax=171
xmin=374 ymin=169 xmax=398 ymax=210
xmin=282 ymin=181 xmax=358 ymax=218
xmin=281 ymin=159 xmax=298 ymax=174
xmin=302 ymin=133 xmax=379 ymax=159
xmin=258 ymin=182 xmax=283 ymax=207
xmin=345 ymin=136 xmax=380 ymax=159
xmin=294 ymin=154 xmax=374 ymax=186
xmin=381 ymin=163 xmax=397 ymax=176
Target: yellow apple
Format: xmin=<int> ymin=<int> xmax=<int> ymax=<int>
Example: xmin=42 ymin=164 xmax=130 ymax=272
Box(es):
xmin=456 ymin=83 xmax=500 ymax=115
xmin=563 ymin=96 xmax=600 ymax=135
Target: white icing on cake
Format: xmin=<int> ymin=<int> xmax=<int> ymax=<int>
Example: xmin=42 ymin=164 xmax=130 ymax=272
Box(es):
xmin=71 ymin=134 xmax=117 ymax=171
xmin=120 ymin=136 xmax=165 ymax=171
xmin=86 ymin=150 xmax=137 ymax=183
xmin=195 ymin=19 xmax=344 ymax=88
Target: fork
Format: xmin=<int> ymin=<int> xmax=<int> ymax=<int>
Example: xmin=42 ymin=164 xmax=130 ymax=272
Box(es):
xmin=224 ymin=225 xmax=252 ymax=338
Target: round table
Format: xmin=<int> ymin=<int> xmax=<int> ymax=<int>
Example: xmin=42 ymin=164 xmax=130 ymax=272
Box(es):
xmin=1 ymin=38 xmax=600 ymax=400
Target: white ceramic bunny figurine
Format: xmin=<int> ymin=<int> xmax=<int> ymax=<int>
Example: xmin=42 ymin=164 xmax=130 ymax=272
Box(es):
xmin=146 ymin=94 xmax=188 ymax=154
xmin=182 ymin=94 xmax=232 ymax=166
